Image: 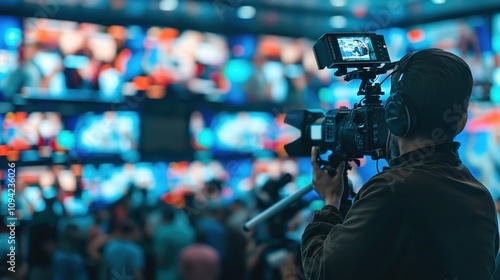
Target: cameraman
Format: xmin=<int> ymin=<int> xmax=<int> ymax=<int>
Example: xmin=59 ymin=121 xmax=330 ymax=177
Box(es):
xmin=301 ymin=49 xmax=499 ymax=279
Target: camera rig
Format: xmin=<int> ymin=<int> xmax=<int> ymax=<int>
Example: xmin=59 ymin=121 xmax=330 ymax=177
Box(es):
xmin=284 ymin=62 xmax=397 ymax=172
xmin=244 ymin=33 xmax=398 ymax=230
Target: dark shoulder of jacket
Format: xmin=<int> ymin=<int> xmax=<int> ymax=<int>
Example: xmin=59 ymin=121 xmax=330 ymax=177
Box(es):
xmin=355 ymin=169 xmax=403 ymax=201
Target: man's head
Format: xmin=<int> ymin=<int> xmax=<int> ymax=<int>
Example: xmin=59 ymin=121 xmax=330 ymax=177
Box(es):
xmin=61 ymin=223 xmax=81 ymax=251
xmin=160 ymin=204 xmax=176 ymax=223
xmin=118 ymin=221 xmax=140 ymax=241
xmin=385 ymin=49 xmax=473 ymax=158
xmin=354 ymin=40 xmax=360 ymax=46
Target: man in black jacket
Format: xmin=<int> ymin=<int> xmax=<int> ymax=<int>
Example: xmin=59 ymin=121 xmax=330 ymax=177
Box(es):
xmin=301 ymin=49 xmax=499 ymax=279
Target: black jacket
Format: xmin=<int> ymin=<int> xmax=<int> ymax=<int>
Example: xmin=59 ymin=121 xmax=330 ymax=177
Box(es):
xmin=301 ymin=142 xmax=499 ymax=280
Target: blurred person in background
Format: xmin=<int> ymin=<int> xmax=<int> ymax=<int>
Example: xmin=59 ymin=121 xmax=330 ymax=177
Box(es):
xmin=226 ymin=198 xmax=248 ymax=231
xmin=179 ymin=243 xmax=220 ymax=280
xmin=52 ymin=223 xmax=88 ymax=280
xmin=194 ymin=202 xmax=227 ymax=261
xmin=87 ymin=209 xmax=111 ymax=280
xmin=243 ymin=53 xmax=270 ymax=102
xmin=221 ymin=199 xmax=249 ymax=280
xmin=152 ymin=204 xmax=195 ymax=280
xmin=27 ymin=185 xmax=65 ymax=280
xmin=101 ymin=221 xmax=145 ymax=280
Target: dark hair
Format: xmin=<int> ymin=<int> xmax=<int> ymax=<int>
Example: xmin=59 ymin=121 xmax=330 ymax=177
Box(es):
xmin=161 ymin=204 xmax=176 ymax=222
xmin=206 ymin=179 xmax=222 ymax=195
xmin=60 ymin=223 xmax=81 ymax=251
xmin=118 ymin=221 xmax=137 ymax=235
xmin=391 ymin=49 xmax=473 ymax=141
xmin=231 ymin=198 xmax=246 ymax=208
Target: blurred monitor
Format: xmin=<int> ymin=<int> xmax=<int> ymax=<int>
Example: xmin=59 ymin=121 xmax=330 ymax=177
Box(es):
xmin=0 ymin=16 xmax=22 ymax=101
xmin=21 ymin=18 xmax=137 ymax=102
xmin=211 ymin=111 xmax=275 ymax=154
xmin=82 ymin=162 xmax=167 ymax=207
xmin=190 ymin=110 xmax=277 ymax=156
xmin=9 ymin=163 xmax=168 ymax=217
xmin=406 ymin=16 xmax=494 ymax=102
xmin=190 ymin=109 xmax=300 ymax=157
xmin=226 ymin=34 xmax=311 ymax=105
xmin=127 ymin=27 xmax=229 ymax=100
xmin=70 ymin=111 xmax=140 ymax=160
xmin=458 ymin=102 xmax=500 ymax=199
xmin=2 ymin=112 xmax=64 ymax=161
xmin=166 ymin=160 xmax=228 ymax=192
xmin=6 ymin=165 xmax=83 ymax=219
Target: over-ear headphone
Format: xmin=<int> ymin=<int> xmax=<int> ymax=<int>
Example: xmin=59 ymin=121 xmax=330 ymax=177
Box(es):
xmin=384 ymin=51 xmax=419 ymax=137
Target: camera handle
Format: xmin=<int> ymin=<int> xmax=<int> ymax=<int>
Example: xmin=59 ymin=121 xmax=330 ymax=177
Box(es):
xmin=243 ymin=156 xmax=356 ymax=232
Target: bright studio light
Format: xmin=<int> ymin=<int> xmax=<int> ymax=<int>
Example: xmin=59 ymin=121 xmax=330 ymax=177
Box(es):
xmin=329 ymin=15 xmax=348 ymax=28
xmin=330 ymin=0 xmax=347 ymax=7
xmin=159 ymin=0 xmax=179 ymax=11
xmin=237 ymin=6 xmax=256 ymax=19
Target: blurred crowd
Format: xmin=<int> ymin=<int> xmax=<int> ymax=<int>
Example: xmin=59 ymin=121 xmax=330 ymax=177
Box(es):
xmin=0 ymin=171 xmax=312 ymax=280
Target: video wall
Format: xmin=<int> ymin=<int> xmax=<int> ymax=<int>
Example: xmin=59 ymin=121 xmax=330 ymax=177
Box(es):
xmin=0 ymin=12 xmax=500 ymax=215
xmin=0 ymin=16 xmax=22 ymax=101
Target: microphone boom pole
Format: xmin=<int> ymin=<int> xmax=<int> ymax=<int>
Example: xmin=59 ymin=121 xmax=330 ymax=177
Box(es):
xmin=243 ymin=184 xmax=314 ymax=231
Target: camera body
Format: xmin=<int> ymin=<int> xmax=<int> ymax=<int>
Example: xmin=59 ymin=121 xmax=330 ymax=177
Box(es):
xmin=285 ymin=33 xmax=395 ymax=162
xmin=284 ymin=97 xmax=387 ymax=161
xmin=322 ymin=104 xmax=387 ymax=160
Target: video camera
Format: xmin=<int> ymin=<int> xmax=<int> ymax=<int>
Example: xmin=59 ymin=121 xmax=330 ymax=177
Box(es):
xmin=284 ymin=33 xmax=397 ymax=167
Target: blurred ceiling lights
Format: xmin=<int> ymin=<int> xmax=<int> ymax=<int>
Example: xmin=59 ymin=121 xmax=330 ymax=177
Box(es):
xmin=329 ymin=15 xmax=348 ymax=28
xmin=237 ymin=6 xmax=257 ymax=19
xmin=159 ymin=0 xmax=178 ymax=11
xmin=330 ymin=0 xmax=347 ymax=7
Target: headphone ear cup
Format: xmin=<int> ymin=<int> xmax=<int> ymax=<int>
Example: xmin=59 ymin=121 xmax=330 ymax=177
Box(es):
xmin=384 ymin=93 xmax=417 ymax=137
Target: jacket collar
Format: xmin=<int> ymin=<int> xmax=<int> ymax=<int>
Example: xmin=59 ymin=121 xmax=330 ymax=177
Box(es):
xmin=388 ymin=141 xmax=462 ymax=168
